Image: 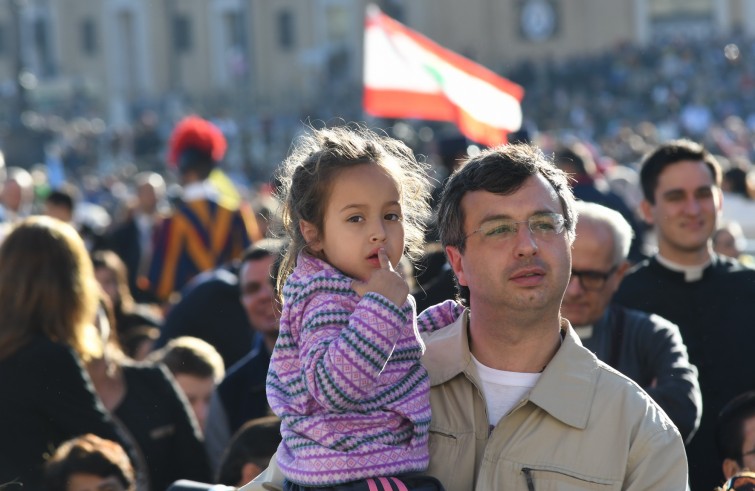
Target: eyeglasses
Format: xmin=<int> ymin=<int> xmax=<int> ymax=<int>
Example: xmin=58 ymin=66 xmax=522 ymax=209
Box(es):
xmin=465 ymin=213 xmax=566 ymax=242
xmin=721 ymin=471 xmax=755 ymax=491
xmin=570 ymin=266 xmax=619 ymax=292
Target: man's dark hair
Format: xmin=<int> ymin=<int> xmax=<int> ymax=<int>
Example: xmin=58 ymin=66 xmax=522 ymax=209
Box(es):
xmin=639 ymin=139 xmax=722 ymax=204
xmin=436 ymin=143 xmax=576 ymax=306
xmin=716 ymin=391 xmax=755 ymax=466
xmin=44 ymin=434 xmax=135 ymax=491
xmin=45 ymin=188 xmax=76 ymax=212
xmin=152 ymin=336 xmax=225 ymax=382
xmin=216 ymin=416 xmax=282 ymax=485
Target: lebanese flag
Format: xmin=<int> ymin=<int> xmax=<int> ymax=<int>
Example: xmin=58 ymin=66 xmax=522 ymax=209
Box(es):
xmin=363 ymin=5 xmax=524 ymax=147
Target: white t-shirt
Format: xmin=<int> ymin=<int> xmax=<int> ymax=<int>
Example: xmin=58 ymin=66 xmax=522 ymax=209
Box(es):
xmin=472 ymin=355 xmax=541 ymax=427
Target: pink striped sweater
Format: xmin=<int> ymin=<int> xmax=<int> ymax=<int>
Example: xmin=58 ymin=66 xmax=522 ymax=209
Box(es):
xmin=266 ymin=252 xmax=458 ymax=486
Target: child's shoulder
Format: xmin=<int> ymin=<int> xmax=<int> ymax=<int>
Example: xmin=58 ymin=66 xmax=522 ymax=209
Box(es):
xmin=286 ymin=259 xmax=353 ymax=299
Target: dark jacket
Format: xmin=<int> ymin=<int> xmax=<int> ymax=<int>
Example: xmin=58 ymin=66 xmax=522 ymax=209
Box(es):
xmin=156 ymin=265 xmax=254 ymax=369
xmin=0 ymin=337 xmax=126 ymax=491
xmin=204 ymin=335 xmax=271 ymax=471
xmin=580 ymin=303 xmax=701 ymax=442
xmin=615 ymin=254 xmax=755 ymax=491
xmin=116 ymin=363 xmax=211 ymax=491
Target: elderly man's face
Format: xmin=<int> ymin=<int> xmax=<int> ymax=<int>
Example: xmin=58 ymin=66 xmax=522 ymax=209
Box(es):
xmin=561 ymin=220 xmax=627 ymax=327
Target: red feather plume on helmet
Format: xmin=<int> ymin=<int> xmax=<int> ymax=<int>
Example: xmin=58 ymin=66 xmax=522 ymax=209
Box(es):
xmin=167 ymin=116 xmax=227 ymax=168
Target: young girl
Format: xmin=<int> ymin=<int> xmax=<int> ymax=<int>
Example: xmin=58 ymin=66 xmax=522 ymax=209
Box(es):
xmin=267 ymin=125 xmax=457 ymax=490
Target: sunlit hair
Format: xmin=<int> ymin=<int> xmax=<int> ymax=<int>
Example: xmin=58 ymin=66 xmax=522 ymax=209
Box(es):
xmin=639 ymin=138 xmax=723 ymax=204
xmin=275 ymin=123 xmax=432 ymax=296
xmin=0 ymin=216 xmax=101 ymax=361
xmin=149 ymin=336 xmax=225 ymax=383
xmin=573 ymin=200 xmax=634 ymax=265
xmin=43 ymin=433 xmax=135 ymax=491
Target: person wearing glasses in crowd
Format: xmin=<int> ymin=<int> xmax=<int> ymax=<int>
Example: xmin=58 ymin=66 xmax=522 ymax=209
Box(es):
xmin=715 ymin=391 xmax=755 ymax=489
xmin=614 ymin=140 xmax=755 ymax=491
xmin=244 ymin=143 xmax=687 ymax=490
xmin=561 ymin=200 xmax=701 ymax=443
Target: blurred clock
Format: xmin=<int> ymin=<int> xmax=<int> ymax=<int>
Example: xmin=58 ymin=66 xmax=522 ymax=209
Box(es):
xmin=520 ymin=0 xmax=558 ymax=42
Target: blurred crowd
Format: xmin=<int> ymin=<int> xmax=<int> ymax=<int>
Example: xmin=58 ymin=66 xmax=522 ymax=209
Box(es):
xmin=3 ymin=32 xmax=755 ymax=491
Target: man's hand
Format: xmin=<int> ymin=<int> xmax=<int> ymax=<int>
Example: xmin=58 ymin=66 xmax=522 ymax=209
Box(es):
xmin=352 ymin=248 xmax=409 ymax=307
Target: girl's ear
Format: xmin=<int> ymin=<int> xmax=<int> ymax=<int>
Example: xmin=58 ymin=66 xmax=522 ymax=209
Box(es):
xmin=299 ymin=220 xmax=322 ymax=252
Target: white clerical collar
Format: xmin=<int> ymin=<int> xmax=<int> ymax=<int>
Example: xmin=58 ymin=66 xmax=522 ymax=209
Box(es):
xmin=573 ymin=325 xmax=594 ymax=340
xmin=182 ymin=180 xmax=219 ymax=202
xmin=656 ymin=253 xmax=712 ymax=282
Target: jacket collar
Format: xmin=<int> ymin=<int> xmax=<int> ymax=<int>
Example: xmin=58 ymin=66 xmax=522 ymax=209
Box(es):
xmin=422 ymin=311 xmax=599 ymax=430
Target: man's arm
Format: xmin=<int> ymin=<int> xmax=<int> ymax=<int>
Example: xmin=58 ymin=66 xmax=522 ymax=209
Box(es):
xmin=624 ymin=421 xmax=688 ymax=490
xmin=636 ymin=312 xmax=702 ymax=443
xmin=238 ymin=452 xmax=284 ymax=490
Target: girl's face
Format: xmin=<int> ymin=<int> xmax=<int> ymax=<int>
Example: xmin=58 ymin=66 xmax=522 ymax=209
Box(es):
xmin=95 ymin=267 xmax=120 ymax=304
xmin=304 ymin=163 xmax=405 ymax=282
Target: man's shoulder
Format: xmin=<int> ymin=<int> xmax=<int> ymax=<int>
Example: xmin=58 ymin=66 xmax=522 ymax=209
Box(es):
xmin=422 ymin=313 xmax=468 ymax=386
xmin=612 ymin=303 xmax=678 ymax=331
xmin=221 ymin=348 xmax=269 ymax=388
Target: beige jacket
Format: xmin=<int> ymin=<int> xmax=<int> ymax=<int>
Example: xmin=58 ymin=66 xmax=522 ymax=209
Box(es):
xmin=242 ymin=311 xmax=688 ymax=491
xmin=422 ymin=311 xmax=688 ymax=490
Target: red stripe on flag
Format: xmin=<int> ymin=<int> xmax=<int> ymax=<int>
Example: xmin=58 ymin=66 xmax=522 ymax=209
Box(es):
xmin=363 ymin=5 xmax=524 ymax=148
xmin=363 ymin=88 xmax=456 ymax=121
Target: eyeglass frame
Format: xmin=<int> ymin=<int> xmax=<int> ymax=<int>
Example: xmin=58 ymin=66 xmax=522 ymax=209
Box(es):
xmin=464 ymin=212 xmax=566 ymax=242
xmin=569 ymin=265 xmax=620 ymax=292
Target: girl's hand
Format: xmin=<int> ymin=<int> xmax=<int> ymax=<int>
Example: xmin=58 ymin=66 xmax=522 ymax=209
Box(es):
xmin=352 ymin=248 xmax=409 ymax=307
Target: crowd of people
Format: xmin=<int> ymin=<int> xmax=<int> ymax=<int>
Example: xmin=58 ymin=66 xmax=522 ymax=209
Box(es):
xmin=4 ymin=34 xmax=755 ymax=491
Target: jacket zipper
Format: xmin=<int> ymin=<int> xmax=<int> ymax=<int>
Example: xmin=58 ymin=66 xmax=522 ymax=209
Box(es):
xmin=522 ymin=466 xmax=611 ymax=489
xmin=522 ymin=467 xmax=535 ymax=491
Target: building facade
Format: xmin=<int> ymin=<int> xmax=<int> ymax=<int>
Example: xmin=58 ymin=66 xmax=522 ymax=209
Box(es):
xmin=0 ymin=0 xmax=753 ymax=130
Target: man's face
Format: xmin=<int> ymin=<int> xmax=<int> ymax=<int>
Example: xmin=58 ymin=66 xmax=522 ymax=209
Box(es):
xmin=173 ymin=373 xmax=214 ymax=433
xmin=1 ymin=180 xmax=22 ymax=212
xmin=240 ymin=255 xmax=279 ymax=337
xmin=446 ymin=174 xmax=571 ymax=316
xmin=641 ymin=160 xmax=721 ymax=260
xmin=137 ymin=182 xmax=158 ymax=214
xmin=561 ymin=220 xmax=627 ymax=327
xmin=739 ymin=417 xmax=755 ymax=474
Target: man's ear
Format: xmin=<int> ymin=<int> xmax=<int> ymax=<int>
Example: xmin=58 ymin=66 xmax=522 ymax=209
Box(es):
xmin=639 ymin=199 xmax=655 ymax=226
xmin=614 ymin=259 xmax=631 ymax=282
xmin=299 ymin=220 xmax=322 ymax=252
xmin=723 ymin=457 xmax=742 ymax=480
xmin=445 ymin=245 xmax=468 ymax=287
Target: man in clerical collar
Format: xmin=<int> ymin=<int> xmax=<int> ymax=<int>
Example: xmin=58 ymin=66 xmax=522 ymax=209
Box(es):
xmin=615 ymin=139 xmax=755 ymax=491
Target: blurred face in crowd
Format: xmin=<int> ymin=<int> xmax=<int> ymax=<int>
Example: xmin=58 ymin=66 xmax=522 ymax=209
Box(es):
xmin=561 ymin=220 xmax=628 ymax=327
xmin=641 ymin=160 xmax=721 ymax=263
xmin=137 ymin=182 xmax=158 ymax=214
xmin=95 ymin=266 xmax=120 ymax=306
xmin=173 ymin=373 xmax=214 ymax=433
xmin=240 ymin=255 xmax=279 ymax=339
xmin=66 ymin=473 xmax=127 ymax=491
xmin=45 ymin=202 xmax=74 ymax=223
xmin=1 ymin=180 xmax=22 ymax=212
xmin=713 ymin=227 xmax=742 ymax=259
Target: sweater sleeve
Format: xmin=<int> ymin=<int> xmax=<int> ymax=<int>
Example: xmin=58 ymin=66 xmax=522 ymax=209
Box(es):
xmin=297 ymin=287 xmax=414 ymax=412
xmin=417 ymin=300 xmax=464 ymax=334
